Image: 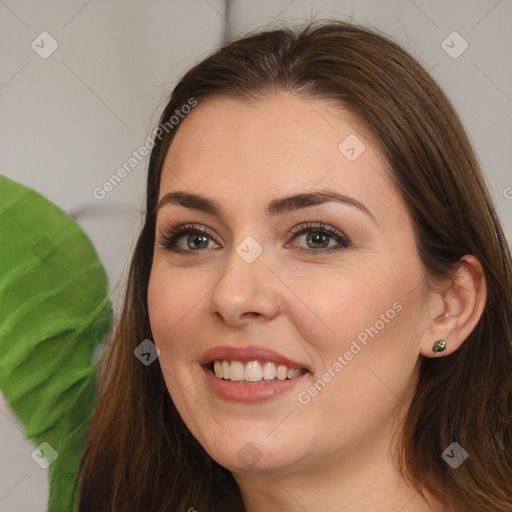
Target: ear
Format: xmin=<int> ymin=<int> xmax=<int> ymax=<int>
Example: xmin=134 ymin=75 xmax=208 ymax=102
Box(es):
xmin=419 ymin=255 xmax=487 ymax=357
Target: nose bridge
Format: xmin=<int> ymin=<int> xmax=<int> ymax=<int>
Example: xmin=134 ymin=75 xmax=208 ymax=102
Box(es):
xmin=209 ymin=233 xmax=279 ymax=323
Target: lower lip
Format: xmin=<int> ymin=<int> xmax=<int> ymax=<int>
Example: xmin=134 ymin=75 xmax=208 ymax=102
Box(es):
xmin=203 ymin=366 xmax=309 ymax=403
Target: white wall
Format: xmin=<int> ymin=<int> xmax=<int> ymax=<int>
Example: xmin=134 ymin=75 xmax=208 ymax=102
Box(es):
xmin=1 ymin=1 xmax=510 ymax=510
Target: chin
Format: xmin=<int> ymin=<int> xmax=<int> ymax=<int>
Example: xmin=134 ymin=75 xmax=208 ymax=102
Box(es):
xmin=198 ymin=432 xmax=308 ymax=474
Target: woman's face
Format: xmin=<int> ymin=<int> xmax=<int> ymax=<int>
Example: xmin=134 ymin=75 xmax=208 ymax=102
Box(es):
xmin=147 ymin=92 xmax=434 ymax=475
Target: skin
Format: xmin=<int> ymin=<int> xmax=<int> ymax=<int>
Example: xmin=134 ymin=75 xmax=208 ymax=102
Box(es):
xmin=147 ymin=91 xmax=486 ymax=512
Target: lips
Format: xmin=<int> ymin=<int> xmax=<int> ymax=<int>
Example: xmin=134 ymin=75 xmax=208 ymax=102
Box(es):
xmin=200 ymin=345 xmax=312 ymax=403
xmin=200 ymin=345 xmax=311 ymax=372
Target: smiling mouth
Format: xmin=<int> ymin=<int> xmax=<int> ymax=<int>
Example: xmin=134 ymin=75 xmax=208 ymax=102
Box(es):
xmin=210 ymin=359 xmax=309 ymax=384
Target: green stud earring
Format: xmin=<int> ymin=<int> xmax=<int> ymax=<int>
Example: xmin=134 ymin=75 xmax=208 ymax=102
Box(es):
xmin=432 ymin=339 xmax=447 ymax=353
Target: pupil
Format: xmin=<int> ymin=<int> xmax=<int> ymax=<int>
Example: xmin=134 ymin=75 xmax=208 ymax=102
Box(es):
xmin=188 ymin=234 xmax=209 ymax=249
xmin=307 ymin=232 xmax=328 ymax=248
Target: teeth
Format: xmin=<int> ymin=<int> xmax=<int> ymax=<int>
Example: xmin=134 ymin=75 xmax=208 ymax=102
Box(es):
xmin=262 ymin=362 xmax=276 ymax=380
xmin=211 ymin=360 xmax=306 ymax=382
xmin=287 ymin=368 xmax=302 ymax=379
xmin=229 ymin=360 xmax=245 ymax=381
xmin=213 ymin=360 xmax=222 ymax=378
xmin=245 ymin=361 xmax=263 ymax=382
xmin=222 ymin=360 xmax=230 ymax=379
xmin=276 ymin=364 xmax=287 ymax=381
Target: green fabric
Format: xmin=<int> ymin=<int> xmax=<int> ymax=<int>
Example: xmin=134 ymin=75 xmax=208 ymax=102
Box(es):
xmin=0 ymin=174 xmax=112 ymax=511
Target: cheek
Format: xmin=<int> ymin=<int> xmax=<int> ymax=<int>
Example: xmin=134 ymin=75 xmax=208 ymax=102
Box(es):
xmin=147 ymin=266 xmax=204 ymax=359
xmin=292 ymin=291 xmax=418 ymax=441
xmin=287 ymin=260 xmax=421 ymax=386
xmin=147 ymin=267 xmax=205 ymax=411
xmin=282 ymin=268 xmax=395 ymax=357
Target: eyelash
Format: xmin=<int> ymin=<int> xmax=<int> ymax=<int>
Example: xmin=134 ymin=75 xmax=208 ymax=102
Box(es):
xmin=157 ymin=221 xmax=351 ymax=254
xmin=288 ymin=222 xmax=350 ymax=254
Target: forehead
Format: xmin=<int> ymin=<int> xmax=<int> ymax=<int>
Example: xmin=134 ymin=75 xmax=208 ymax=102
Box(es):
xmin=159 ymin=92 xmax=398 ymax=217
xmin=166 ymin=92 xmax=379 ymax=166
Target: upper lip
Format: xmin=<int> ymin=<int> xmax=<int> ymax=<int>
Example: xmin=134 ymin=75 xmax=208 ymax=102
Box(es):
xmin=200 ymin=345 xmax=311 ymax=372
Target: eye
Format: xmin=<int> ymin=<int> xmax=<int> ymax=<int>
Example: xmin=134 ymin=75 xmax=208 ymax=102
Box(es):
xmin=288 ymin=221 xmax=350 ymax=253
xmin=158 ymin=221 xmax=351 ymax=255
xmin=158 ymin=223 xmax=220 ymax=253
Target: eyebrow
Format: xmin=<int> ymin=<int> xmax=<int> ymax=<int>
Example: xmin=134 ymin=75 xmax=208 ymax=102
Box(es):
xmin=155 ymin=189 xmax=377 ymax=225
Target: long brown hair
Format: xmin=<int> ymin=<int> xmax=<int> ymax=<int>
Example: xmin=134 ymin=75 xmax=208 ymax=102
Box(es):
xmin=78 ymin=20 xmax=512 ymax=512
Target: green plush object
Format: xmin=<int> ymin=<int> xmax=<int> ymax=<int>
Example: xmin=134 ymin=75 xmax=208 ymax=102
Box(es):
xmin=0 ymin=174 xmax=112 ymax=511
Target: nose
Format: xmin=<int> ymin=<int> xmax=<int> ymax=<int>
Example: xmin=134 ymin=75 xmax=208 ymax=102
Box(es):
xmin=208 ymin=240 xmax=280 ymax=326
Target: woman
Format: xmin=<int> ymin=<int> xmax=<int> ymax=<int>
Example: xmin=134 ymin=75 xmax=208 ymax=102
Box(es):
xmin=78 ymin=20 xmax=512 ymax=512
